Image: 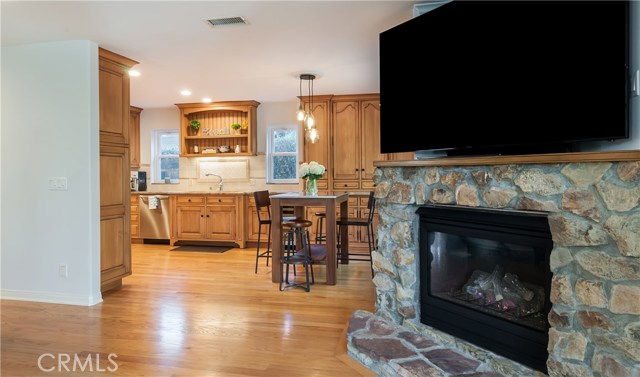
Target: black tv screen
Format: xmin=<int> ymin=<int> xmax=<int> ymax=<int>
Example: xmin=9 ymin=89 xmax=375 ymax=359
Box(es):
xmin=380 ymin=0 xmax=630 ymax=155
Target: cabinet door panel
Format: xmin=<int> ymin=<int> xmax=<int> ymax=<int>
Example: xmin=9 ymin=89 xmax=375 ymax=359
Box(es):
xmin=99 ymin=59 xmax=129 ymax=145
xmin=332 ymin=101 xmax=359 ymax=181
xmin=100 ymin=216 xmax=131 ymax=284
xmin=129 ymin=107 xmax=142 ymax=168
xmin=361 ymin=100 xmax=383 ymax=181
xmin=205 ymin=206 xmax=236 ymax=240
xmin=176 ymin=206 xmax=205 ymax=238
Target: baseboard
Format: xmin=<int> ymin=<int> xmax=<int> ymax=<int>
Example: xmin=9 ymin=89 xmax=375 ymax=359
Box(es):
xmin=0 ymin=289 xmax=103 ymax=306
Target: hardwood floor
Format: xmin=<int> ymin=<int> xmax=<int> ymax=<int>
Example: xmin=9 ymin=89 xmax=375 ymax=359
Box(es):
xmin=1 ymin=243 xmax=376 ymax=376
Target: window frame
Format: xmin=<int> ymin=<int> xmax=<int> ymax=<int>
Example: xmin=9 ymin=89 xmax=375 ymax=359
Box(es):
xmin=265 ymin=124 xmax=301 ymax=184
xmin=150 ymin=129 xmax=179 ymax=183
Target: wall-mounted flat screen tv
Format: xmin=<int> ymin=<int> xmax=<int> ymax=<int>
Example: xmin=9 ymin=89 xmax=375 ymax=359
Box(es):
xmin=379 ymin=0 xmax=630 ymax=156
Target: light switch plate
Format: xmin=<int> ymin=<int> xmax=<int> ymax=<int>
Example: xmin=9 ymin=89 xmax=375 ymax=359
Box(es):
xmin=48 ymin=177 xmax=68 ymax=191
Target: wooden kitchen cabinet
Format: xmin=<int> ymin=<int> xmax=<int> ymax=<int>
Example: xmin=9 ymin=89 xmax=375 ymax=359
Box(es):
xmin=331 ymin=94 xmax=384 ymax=191
xmin=129 ymin=106 xmax=142 ymax=169
xmin=130 ymin=194 xmax=140 ymax=241
xmin=173 ymin=194 xmax=245 ymax=247
xmin=176 ymin=101 xmax=259 ymax=157
xmin=99 ymin=48 xmax=138 ymax=293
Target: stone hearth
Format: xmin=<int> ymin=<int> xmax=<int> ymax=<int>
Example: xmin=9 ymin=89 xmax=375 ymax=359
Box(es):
xmin=351 ymin=152 xmax=640 ymax=377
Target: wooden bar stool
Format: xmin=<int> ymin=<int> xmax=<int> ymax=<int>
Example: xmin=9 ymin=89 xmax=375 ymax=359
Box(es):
xmin=314 ymin=211 xmax=326 ymax=244
xmin=280 ymin=219 xmax=314 ymax=292
xmin=336 ymin=191 xmax=376 ymax=277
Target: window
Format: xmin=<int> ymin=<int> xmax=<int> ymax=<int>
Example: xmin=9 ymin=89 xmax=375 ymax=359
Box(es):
xmin=266 ymin=125 xmax=300 ymax=184
xmin=151 ymin=129 xmax=179 ymax=183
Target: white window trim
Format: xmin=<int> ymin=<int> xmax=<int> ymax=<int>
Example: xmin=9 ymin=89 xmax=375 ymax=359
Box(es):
xmin=266 ymin=124 xmax=301 ymax=184
xmin=151 ymin=129 xmax=179 ymax=183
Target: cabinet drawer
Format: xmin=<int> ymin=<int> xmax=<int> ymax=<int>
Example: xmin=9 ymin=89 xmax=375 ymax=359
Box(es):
xmin=316 ymin=180 xmax=328 ymax=189
xmin=361 ymin=181 xmax=376 ymax=190
xmin=131 ymin=213 xmax=139 ymax=223
xmin=130 ymin=195 xmax=139 ymax=204
xmin=207 ymin=196 xmax=236 ymax=205
xmin=177 ymin=196 xmax=205 ymax=205
xmin=333 ymin=181 xmax=359 ymax=190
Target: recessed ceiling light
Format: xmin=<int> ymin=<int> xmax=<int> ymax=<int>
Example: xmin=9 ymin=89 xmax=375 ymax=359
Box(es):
xmin=128 ymin=69 xmax=140 ymax=77
xmin=202 ymin=98 xmax=212 ymax=103
xmin=180 ymin=90 xmax=192 ymax=96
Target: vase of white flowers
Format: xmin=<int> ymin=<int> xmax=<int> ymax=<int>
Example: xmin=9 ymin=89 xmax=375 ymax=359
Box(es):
xmin=300 ymin=161 xmax=325 ymax=196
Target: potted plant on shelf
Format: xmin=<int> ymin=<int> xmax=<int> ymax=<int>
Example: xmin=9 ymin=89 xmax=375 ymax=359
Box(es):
xmin=188 ymin=120 xmax=200 ymax=136
xmin=231 ymin=123 xmax=242 ymax=134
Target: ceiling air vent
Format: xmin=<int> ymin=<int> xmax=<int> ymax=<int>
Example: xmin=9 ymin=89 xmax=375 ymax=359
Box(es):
xmin=204 ymin=16 xmax=247 ymax=27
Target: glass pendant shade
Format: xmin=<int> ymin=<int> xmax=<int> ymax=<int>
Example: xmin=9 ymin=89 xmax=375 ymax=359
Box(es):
xmin=305 ymin=112 xmax=315 ymax=129
xmin=297 ymin=102 xmax=305 ymax=121
xmin=296 ymin=73 xmax=319 ymax=142
xmin=306 ymin=127 xmax=319 ymax=144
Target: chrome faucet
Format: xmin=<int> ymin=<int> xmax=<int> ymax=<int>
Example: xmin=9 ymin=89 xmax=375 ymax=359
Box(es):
xmin=206 ymin=173 xmax=223 ymax=191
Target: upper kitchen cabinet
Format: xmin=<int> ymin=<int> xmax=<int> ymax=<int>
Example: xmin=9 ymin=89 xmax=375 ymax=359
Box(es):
xmin=99 ymin=48 xmax=138 ymax=146
xmin=129 ymin=106 xmax=143 ymax=169
xmin=176 ymin=101 xmax=260 ymax=157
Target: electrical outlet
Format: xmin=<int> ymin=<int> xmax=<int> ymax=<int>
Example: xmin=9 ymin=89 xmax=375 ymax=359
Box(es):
xmin=58 ymin=263 xmax=68 ymax=278
xmin=48 ymin=177 xmax=68 ymax=191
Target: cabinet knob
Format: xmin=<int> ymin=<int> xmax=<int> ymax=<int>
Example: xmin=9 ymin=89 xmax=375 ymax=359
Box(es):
xmin=188 ymin=199 xmax=191 ymax=202
xmin=200 ymin=214 xmax=204 ymax=217
xmin=207 ymin=214 xmax=210 ymax=218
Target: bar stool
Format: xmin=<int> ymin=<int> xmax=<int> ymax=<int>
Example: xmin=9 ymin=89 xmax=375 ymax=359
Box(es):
xmin=314 ymin=211 xmax=326 ymax=244
xmin=280 ymin=218 xmax=315 ymax=292
xmin=253 ymin=190 xmax=296 ymax=274
xmin=336 ymin=191 xmax=376 ymax=277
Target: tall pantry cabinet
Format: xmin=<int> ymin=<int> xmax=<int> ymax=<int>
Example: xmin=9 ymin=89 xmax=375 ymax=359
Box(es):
xmin=99 ymin=48 xmax=138 ymax=293
xmin=331 ymin=94 xmax=384 ymax=191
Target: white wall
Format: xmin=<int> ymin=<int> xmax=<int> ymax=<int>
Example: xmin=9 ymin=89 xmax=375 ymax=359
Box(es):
xmin=138 ymin=100 xmax=302 ymax=193
xmin=1 ymin=41 xmax=102 ymax=306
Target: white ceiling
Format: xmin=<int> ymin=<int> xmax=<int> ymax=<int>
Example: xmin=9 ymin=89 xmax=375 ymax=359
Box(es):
xmin=1 ymin=1 xmax=416 ymax=109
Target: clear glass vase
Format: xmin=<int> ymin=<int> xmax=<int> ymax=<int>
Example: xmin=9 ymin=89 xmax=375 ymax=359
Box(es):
xmin=305 ymin=177 xmax=318 ymax=196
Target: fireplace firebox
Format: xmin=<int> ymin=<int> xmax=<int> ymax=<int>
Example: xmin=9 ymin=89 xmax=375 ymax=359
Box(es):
xmin=417 ymin=205 xmax=553 ymax=373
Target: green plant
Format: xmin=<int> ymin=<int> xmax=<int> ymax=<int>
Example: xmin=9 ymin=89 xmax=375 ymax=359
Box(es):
xmin=231 ymin=123 xmax=241 ymax=131
xmin=189 ymin=120 xmax=201 ymax=130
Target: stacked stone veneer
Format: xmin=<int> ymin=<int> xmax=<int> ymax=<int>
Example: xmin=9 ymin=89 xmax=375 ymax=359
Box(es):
xmin=367 ymin=160 xmax=640 ymax=377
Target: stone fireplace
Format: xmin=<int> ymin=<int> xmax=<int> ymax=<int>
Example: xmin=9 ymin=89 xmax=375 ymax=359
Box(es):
xmin=348 ymin=151 xmax=640 ymax=377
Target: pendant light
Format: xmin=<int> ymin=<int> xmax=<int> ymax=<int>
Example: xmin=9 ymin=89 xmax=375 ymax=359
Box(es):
xmin=297 ymin=73 xmax=319 ymax=144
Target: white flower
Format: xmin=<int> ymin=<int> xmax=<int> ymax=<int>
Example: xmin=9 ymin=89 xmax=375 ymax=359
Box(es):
xmin=300 ymin=161 xmax=325 ymax=179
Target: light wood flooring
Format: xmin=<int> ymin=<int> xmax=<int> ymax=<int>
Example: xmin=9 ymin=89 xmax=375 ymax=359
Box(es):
xmin=1 ymin=243 xmax=377 ymax=376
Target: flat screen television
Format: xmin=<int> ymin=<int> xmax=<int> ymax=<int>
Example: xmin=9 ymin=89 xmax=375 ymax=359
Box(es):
xmin=379 ymin=0 xmax=630 ymax=156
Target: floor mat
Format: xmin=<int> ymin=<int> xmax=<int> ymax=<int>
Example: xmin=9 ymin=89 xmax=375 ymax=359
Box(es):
xmin=170 ymin=245 xmax=233 ymax=253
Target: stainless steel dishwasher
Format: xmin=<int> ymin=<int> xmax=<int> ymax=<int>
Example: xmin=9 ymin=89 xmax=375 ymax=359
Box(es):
xmin=139 ymin=195 xmax=171 ymax=240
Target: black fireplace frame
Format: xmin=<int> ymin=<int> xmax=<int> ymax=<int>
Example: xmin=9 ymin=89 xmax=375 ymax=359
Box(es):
xmin=417 ymin=205 xmax=553 ymax=373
